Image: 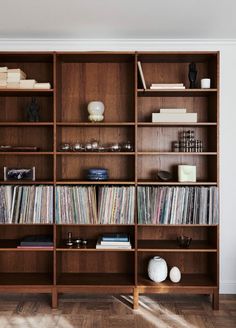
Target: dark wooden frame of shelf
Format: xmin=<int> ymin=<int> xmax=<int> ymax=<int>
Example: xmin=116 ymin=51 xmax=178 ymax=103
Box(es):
xmin=0 ymin=51 xmax=219 ymax=310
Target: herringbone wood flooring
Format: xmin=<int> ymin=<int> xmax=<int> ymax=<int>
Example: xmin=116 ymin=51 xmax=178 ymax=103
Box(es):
xmin=0 ymin=294 xmax=235 ymax=328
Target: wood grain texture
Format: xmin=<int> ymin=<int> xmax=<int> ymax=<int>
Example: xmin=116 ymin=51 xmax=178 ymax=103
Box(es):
xmin=0 ymin=294 xmax=234 ymax=328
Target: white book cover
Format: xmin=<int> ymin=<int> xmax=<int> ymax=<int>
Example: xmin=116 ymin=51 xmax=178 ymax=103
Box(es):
xmin=137 ymin=61 xmax=147 ymax=90
xmin=20 ymin=79 xmax=36 ymax=88
xmin=152 ymin=113 xmax=197 ymax=123
xmin=150 ymin=86 xmax=185 ymax=89
xmin=34 ymin=82 xmax=51 ymax=89
xmin=151 ymin=83 xmax=184 ymax=87
xmin=6 ymin=83 xmax=20 ymax=88
xmin=160 ymin=108 xmax=187 ymax=113
xmin=0 ymin=67 xmax=8 ymax=73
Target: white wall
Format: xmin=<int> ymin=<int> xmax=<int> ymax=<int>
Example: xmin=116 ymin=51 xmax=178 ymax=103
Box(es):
xmin=0 ymin=39 xmax=235 ymax=293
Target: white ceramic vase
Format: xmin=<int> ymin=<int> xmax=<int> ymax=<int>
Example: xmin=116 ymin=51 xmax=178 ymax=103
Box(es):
xmin=147 ymin=256 xmax=168 ymax=283
xmin=88 ymin=101 xmax=104 ymax=122
xmin=169 ymin=266 xmax=181 ymax=283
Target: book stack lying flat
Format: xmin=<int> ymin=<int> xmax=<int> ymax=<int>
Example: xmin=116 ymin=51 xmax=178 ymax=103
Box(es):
xmin=17 ymin=235 xmax=54 ymax=249
xmin=7 ymin=68 xmax=26 ymax=88
xmin=0 ymin=67 xmax=7 ymax=88
xmin=152 ymin=108 xmax=197 ymax=123
xmin=96 ymin=233 xmax=132 ymax=249
xmin=150 ymin=83 xmax=185 ymax=90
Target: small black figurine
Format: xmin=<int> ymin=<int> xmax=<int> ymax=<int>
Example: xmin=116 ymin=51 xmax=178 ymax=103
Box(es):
xmin=188 ymin=63 xmax=197 ymax=89
xmin=26 ymin=97 xmax=40 ymax=122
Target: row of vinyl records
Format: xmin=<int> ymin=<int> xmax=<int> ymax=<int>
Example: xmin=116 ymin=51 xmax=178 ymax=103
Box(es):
xmin=138 ymin=186 xmax=219 ymax=224
xmin=0 ymin=186 xmax=218 ymax=224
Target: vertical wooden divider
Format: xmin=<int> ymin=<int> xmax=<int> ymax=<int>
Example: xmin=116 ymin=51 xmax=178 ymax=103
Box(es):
xmin=134 ymin=52 xmax=138 ymax=308
xmin=52 ymin=52 xmax=58 ymax=308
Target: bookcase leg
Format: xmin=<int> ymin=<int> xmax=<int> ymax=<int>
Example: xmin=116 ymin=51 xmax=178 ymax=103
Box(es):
xmin=133 ymin=288 xmax=139 ymax=310
xmin=212 ymin=290 xmax=219 ymax=310
xmin=52 ymin=288 xmax=58 ymax=308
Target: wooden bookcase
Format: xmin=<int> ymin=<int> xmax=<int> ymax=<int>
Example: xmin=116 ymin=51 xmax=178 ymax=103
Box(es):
xmin=0 ymin=51 xmax=219 ymax=309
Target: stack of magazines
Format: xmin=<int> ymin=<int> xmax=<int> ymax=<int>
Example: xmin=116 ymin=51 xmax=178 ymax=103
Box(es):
xmin=96 ymin=233 xmax=131 ymax=249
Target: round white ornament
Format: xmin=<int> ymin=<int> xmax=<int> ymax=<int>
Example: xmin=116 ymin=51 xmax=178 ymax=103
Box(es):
xmin=169 ymin=266 xmax=181 ymax=283
xmin=147 ymin=256 xmax=168 ymax=283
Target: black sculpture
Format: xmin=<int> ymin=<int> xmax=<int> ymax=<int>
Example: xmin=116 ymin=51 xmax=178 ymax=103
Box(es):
xmin=188 ymin=63 xmax=197 ymax=89
xmin=26 ymin=97 xmax=40 ymax=122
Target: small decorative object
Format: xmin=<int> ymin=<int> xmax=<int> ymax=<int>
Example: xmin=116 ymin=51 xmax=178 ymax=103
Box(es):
xmin=73 ymin=238 xmax=82 ymax=248
xmin=201 ymin=78 xmax=211 ymax=89
xmin=169 ymin=266 xmax=181 ymax=283
xmin=60 ymin=143 xmax=71 ymax=151
xmin=73 ymin=142 xmax=83 ymax=151
xmin=88 ymin=101 xmax=104 ymax=122
xmin=157 ymin=170 xmax=172 ymax=182
xmin=110 ymin=143 xmax=122 ymax=152
xmin=147 ymin=256 xmax=168 ymax=283
xmin=177 ymin=235 xmax=192 ymax=248
xmin=65 ymin=232 xmax=73 ymax=247
xmin=84 ymin=142 xmax=93 ymax=151
xmin=122 ymin=141 xmax=133 ymax=152
xmin=178 ymin=165 xmax=196 ymax=182
xmin=173 ymin=130 xmax=203 ymax=152
xmin=81 ymin=239 xmax=88 ymax=246
xmin=188 ymin=63 xmax=197 ymax=89
xmin=91 ymin=139 xmax=99 ymax=151
xmin=4 ymin=166 xmax=35 ymax=181
xmin=26 ymin=97 xmax=40 ymax=122
xmin=86 ymin=168 xmax=109 ymax=181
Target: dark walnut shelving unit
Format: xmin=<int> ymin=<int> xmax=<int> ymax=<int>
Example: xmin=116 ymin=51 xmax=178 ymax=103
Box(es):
xmin=0 ymin=51 xmax=219 ymax=309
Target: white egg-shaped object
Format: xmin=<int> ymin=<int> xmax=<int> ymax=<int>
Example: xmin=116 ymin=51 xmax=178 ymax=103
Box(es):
xmin=147 ymin=256 xmax=168 ymax=283
xmin=169 ymin=266 xmax=181 ymax=283
xmin=88 ymin=101 xmax=105 ymax=116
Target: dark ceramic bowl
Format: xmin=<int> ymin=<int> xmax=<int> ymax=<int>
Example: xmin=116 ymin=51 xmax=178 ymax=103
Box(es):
xmin=177 ymin=235 xmax=192 ymax=248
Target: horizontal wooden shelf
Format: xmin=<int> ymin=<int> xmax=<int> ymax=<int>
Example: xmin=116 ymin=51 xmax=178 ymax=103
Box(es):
xmin=137 ymin=152 xmax=217 ymax=156
xmin=138 ymin=274 xmax=217 ymax=288
xmin=56 ymin=152 xmax=135 ymax=156
xmin=138 ymin=122 xmax=217 ymax=127
xmin=137 ymin=180 xmax=217 ymax=186
xmin=0 ymin=240 xmax=53 ymax=251
xmin=0 ymin=122 xmax=54 ymax=126
xmin=56 ymin=122 xmax=135 ymax=126
xmin=137 ymin=89 xmax=218 ymax=97
xmin=56 ymin=180 xmax=135 ymax=185
xmin=137 ymin=224 xmax=218 ymax=227
xmin=0 ymin=151 xmax=53 ymax=155
xmin=137 ymin=240 xmax=217 ymax=252
xmin=56 ymin=224 xmax=135 ymax=226
xmin=0 ymin=89 xmax=54 ymax=96
xmin=0 ymin=180 xmax=54 ymax=185
xmin=57 ymin=240 xmax=134 ymax=251
xmin=57 ymin=273 xmax=134 ymax=286
xmin=0 ymin=273 xmax=52 ymax=286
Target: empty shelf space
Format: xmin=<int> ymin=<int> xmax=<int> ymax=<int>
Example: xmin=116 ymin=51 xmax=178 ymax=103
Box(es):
xmin=57 ymin=273 xmax=134 ymax=286
xmin=0 ymin=273 xmax=53 ymax=285
xmin=137 ymin=240 xmax=217 ymax=252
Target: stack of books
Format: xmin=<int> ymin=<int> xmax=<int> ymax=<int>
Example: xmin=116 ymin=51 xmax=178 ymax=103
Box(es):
xmin=0 ymin=66 xmax=51 ymax=89
xmin=152 ymin=108 xmax=197 ymax=123
xmin=17 ymin=235 xmax=53 ymax=249
xmin=150 ymin=83 xmax=185 ymax=90
xmin=96 ymin=233 xmax=131 ymax=249
xmin=0 ymin=67 xmax=7 ymax=88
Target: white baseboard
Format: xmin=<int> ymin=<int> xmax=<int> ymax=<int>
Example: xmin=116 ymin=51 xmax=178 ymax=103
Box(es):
xmin=220 ymin=281 xmax=236 ymax=294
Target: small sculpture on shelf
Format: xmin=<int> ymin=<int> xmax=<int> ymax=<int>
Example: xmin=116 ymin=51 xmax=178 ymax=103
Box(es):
xmin=188 ymin=63 xmax=197 ymax=89
xmin=172 ymin=130 xmax=203 ymax=153
xmin=177 ymin=235 xmax=192 ymax=248
xmin=4 ymin=166 xmax=35 ymax=181
xmin=26 ymin=97 xmax=40 ymax=122
xmin=169 ymin=266 xmax=181 ymax=283
xmin=87 ymin=101 xmax=104 ymax=122
xmin=148 ymin=256 xmax=168 ymax=283
xmin=157 ymin=170 xmax=172 ymax=181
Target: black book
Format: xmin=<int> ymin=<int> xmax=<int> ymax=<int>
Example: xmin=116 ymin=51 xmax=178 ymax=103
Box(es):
xmin=20 ymin=235 xmax=53 ymax=246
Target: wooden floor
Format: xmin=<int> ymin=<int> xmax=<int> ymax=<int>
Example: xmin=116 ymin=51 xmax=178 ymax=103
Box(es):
xmin=0 ymin=294 xmax=235 ymax=328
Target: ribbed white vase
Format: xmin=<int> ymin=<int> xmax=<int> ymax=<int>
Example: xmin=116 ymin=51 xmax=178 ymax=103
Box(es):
xmin=147 ymin=256 xmax=168 ymax=283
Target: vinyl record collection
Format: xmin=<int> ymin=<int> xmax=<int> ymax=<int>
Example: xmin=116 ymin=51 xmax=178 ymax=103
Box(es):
xmin=0 ymin=185 xmax=53 ymax=223
xmin=138 ymin=186 xmax=219 ymax=224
